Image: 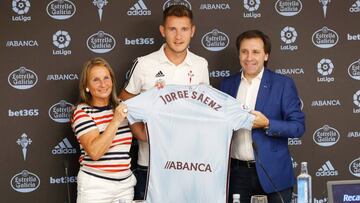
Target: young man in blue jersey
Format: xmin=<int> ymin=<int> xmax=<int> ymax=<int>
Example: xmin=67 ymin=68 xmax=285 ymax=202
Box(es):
xmin=119 ymin=5 xmax=209 ymax=200
xmin=220 ymin=30 xmax=305 ymax=203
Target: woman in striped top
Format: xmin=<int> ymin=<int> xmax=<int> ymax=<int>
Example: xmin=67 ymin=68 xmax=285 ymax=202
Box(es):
xmin=71 ymin=57 xmax=136 ymax=203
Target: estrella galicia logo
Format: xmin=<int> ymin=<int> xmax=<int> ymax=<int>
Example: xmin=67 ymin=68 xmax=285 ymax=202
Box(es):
xmin=8 ymin=67 xmax=38 ymax=90
xmin=201 ymin=29 xmax=229 ymax=52
xmin=10 ymin=170 xmax=40 ymax=193
xmin=349 ymin=157 xmax=360 ymax=177
xmin=87 ymin=31 xmax=116 ymax=54
xmin=313 ymin=125 xmax=340 ymax=147
xmin=46 ymin=0 xmax=76 ymax=20
xmin=312 ymin=26 xmax=339 ymax=48
xmin=163 ymin=0 xmax=192 ymax=10
xmin=12 ymin=0 xmax=32 ymax=22
xmin=275 ymin=0 xmax=302 ymax=16
xmin=48 ymin=100 xmax=74 ymax=123
xmin=348 ymin=59 xmax=360 ymax=80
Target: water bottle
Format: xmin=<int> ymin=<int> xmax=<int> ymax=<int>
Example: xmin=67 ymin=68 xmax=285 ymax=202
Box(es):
xmin=233 ymin=193 xmax=240 ymax=203
xmin=297 ymin=162 xmax=312 ymax=203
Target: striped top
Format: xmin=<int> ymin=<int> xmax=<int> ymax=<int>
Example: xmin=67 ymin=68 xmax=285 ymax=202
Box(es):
xmin=71 ymin=103 xmax=132 ymax=180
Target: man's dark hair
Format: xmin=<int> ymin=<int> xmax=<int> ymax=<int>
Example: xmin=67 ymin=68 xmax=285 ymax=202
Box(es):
xmin=163 ymin=5 xmax=193 ymax=24
xmin=236 ymin=30 xmax=271 ymax=66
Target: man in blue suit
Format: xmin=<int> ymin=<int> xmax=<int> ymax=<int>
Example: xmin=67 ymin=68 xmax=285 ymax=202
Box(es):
xmin=220 ymin=30 xmax=305 ymax=203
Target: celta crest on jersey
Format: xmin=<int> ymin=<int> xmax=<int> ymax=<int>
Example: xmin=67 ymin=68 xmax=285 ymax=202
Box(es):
xmin=159 ymin=89 xmax=222 ymax=111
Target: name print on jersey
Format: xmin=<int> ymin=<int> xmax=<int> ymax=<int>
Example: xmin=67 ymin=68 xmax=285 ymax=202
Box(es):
xmin=159 ymin=89 xmax=222 ymax=111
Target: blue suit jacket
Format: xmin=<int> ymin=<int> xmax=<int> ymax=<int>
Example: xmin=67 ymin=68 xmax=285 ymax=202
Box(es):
xmin=220 ymin=68 xmax=305 ymax=193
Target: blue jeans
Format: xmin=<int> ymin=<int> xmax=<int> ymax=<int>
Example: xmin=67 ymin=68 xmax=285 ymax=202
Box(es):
xmin=133 ymin=165 xmax=148 ymax=200
xmin=228 ymin=159 xmax=293 ymax=203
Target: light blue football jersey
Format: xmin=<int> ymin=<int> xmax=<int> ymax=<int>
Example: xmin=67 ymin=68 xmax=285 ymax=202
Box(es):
xmin=125 ymin=84 xmax=254 ymax=203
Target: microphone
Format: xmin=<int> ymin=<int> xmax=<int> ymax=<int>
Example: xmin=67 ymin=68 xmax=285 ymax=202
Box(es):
xmin=64 ymin=159 xmax=71 ymax=203
xmin=252 ymin=142 xmax=284 ymax=203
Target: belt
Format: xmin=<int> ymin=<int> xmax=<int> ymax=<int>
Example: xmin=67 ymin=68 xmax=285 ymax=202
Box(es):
xmin=231 ymin=158 xmax=256 ymax=168
xmin=82 ymin=170 xmax=132 ymax=181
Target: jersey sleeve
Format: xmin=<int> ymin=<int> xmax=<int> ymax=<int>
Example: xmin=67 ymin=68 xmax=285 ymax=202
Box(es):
xmin=226 ymin=98 xmax=255 ymax=131
xmin=71 ymin=106 xmax=97 ymax=139
xmin=124 ymin=88 xmax=154 ymax=124
xmin=125 ymin=58 xmax=143 ymax=95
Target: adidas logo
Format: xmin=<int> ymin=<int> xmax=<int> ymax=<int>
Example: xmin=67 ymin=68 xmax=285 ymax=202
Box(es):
xmin=52 ymin=138 xmax=76 ymax=155
xmin=315 ymin=160 xmax=338 ymax=177
xmin=155 ymin=71 xmax=165 ymax=78
xmin=350 ymin=0 xmax=360 ymax=12
xmin=127 ymin=0 xmax=151 ymax=16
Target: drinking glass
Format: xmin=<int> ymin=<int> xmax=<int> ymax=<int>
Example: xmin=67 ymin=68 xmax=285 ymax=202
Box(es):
xmin=250 ymin=195 xmax=268 ymax=203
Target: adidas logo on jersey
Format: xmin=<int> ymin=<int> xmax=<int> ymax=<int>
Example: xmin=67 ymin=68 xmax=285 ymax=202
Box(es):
xmin=315 ymin=160 xmax=339 ymax=176
xmin=350 ymin=0 xmax=360 ymax=12
xmin=155 ymin=71 xmax=165 ymax=77
xmin=52 ymin=138 xmax=76 ymax=154
xmin=127 ymin=0 xmax=151 ymax=16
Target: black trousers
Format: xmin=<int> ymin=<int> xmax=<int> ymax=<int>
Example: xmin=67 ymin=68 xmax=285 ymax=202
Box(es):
xmin=228 ymin=158 xmax=293 ymax=203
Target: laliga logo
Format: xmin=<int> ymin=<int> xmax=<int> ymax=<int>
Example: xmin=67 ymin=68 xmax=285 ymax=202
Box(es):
xmin=281 ymin=26 xmax=297 ymax=44
xmin=353 ymin=90 xmax=360 ymax=108
xmin=244 ymin=0 xmax=261 ymax=12
xmin=8 ymin=67 xmax=38 ymax=90
xmin=349 ymin=0 xmax=360 ymax=13
xmin=53 ymin=30 xmax=71 ymax=48
xmin=317 ymin=58 xmax=334 ymax=76
xmin=313 ymin=125 xmax=340 ymax=147
xmin=201 ymin=29 xmax=229 ymax=52
xmin=349 ymin=157 xmax=360 ymax=177
xmin=12 ymin=0 xmax=30 ymax=15
xmin=275 ymin=0 xmax=302 ymax=16
xmin=87 ymin=31 xmax=116 ymax=53
xmin=312 ymin=26 xmax=338 ymax=48
xmin=46 ymin=0 xmax=76 ymax=20
xmin=48 ymin=100 xmax=74 ymax=123
xmin=163 ymin=0 xmax=192 ymax=10
xmin=10 ymin=170 xmax=40 ymax=193
xmin=348 ymin=59 xmax=360 ymax=80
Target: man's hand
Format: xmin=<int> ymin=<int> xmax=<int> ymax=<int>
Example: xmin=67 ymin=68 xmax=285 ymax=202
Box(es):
xmin=251 ymin=110 xmax=269 ymax=129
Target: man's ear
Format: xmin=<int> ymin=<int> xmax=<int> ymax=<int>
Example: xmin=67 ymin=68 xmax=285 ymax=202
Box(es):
xmin=159 ymin=25 xmax=165 ymax=37
xmin=191 ymin=25 xmax=196 ymax=38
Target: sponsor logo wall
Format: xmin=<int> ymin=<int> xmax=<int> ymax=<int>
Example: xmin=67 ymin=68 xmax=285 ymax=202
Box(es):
xmin=1 ymin=0 xmax=359 ymax=202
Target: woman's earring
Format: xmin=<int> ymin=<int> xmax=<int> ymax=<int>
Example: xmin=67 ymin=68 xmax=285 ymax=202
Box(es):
xmin=86 ymin=87 xmax=90 ymax=92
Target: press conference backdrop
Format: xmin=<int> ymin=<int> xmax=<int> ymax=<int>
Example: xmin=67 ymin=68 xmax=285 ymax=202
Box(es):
xmin=1 ymin=0 xmax=359 ymax=202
